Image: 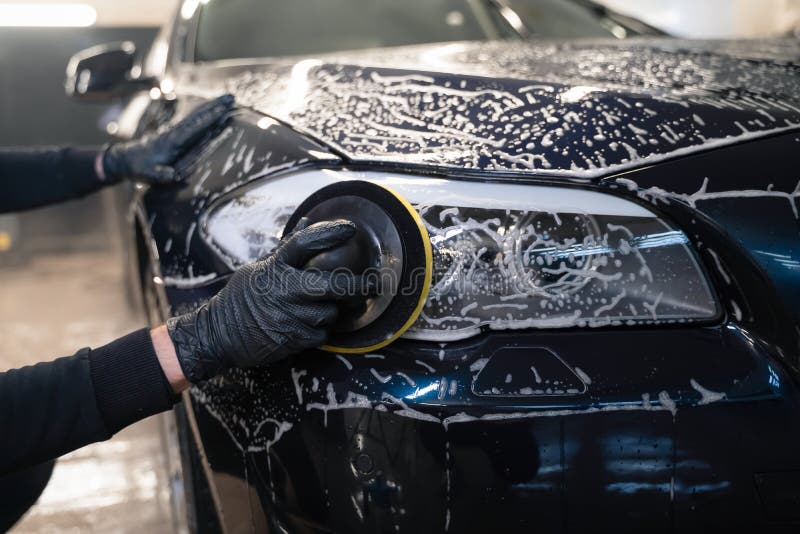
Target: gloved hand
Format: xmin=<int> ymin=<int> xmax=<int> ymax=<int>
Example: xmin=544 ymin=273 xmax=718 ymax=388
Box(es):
xmin=167 ymin=219 xmax=372 ymax=383
xmin=102 ymin=94 xmax=234 ymax=184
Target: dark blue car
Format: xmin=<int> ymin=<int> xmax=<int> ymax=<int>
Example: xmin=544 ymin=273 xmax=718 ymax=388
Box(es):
xmin=67 ymin=1 xmax=800 ymax=532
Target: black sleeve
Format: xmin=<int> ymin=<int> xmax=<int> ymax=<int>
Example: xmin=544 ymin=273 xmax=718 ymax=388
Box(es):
xmin=0 ymin=146 xmax=108 ymax=214
xmin=0 ymin=329 xmax=178 ymax=475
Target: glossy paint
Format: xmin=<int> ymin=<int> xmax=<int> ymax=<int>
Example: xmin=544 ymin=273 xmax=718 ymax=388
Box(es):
xmin=141 ymin=109 xmax=341 ymax=290
xmin=177 ymin=39 xmax=800 ymax=178
xmin=130 ymin=18 xmax=800 ymax=533
xmin=606 ymin=133 xmax=800 ymax=329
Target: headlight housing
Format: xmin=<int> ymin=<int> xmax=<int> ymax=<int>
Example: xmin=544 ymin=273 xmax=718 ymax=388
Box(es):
xmin=203 ymin=170 xmax=720 ymax=342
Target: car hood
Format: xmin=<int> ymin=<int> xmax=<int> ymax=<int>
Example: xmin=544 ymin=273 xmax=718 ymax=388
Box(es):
xmin=200 ymin=38 xmax=800 ymax=179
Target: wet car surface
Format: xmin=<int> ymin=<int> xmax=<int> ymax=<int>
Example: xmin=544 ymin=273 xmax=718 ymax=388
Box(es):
xmin=105 ymin=1 xmax=800 ymax=532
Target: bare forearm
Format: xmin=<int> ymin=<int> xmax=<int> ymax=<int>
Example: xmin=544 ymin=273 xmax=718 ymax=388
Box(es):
xmin=150 ymin=325 xmax=190 ymax=393
xmin=95 ymin=150 xmax=108 ymax=181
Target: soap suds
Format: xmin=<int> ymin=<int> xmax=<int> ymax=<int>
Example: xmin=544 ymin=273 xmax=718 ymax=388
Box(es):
xmin=690 ymin=378 xmax=726 ymax=405
xmin=162 ymin=273 xmax=217 ymax=288
xmin=573 ymin=367 xmax=592 ymax=385
xmin=212 ymin=39 xmax=800 ymax=179
xmin=336 ymin=354 xmax=353 ymax=371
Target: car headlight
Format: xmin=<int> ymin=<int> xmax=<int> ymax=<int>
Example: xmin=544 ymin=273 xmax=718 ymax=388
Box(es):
xmin=203 ymin=169 xmax=720 ymax=342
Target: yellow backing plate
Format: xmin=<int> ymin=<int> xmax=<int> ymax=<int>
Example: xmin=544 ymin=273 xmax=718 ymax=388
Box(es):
xmin=321 ymin=182 xmax=433 ymax=354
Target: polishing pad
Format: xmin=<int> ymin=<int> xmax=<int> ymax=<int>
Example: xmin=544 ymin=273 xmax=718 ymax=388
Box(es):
xmin=284 ymin=181 xmax=432 ymax=353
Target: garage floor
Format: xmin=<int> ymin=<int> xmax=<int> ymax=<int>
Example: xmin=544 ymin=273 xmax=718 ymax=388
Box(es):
xmin=0 ymin=245 xmax=175 ymax=532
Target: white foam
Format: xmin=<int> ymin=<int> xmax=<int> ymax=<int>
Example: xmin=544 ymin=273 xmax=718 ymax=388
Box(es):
xmin=573 ymin=367 xmax=592 ymax=385
xmin=306 ymin=383 xmax=373 ymax=427
xmin=690 ymin=379 xmax=726 ymax=405
xmin=162 ymin=273 xmax=217 ymax=288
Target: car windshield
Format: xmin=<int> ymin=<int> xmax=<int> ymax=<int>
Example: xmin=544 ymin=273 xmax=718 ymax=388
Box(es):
xmin=507 ymin=0 xmax=653 ymax=38
xmin=195 ymin=0 xmax=512 ymax=62
xmin=194 ymin=0 xmax=650 ymax=63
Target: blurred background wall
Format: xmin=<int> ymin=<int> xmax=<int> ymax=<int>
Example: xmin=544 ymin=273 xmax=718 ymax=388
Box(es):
xmin=0 ymin=26 xmax=156 ymax=256
xmin=595 ymin=0 xmax=800 ymax=38
xmin=0 ymin=1 xmax=172 ymax=261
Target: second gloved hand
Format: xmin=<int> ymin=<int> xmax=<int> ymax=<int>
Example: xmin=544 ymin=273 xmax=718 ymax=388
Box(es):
xmin=102 ymin=94 xmax=234 ymax=184
xmin=166 ymin=219 xmax=372 ymax=383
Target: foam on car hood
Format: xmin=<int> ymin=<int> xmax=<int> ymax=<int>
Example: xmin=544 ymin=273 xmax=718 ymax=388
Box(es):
xmin=206 ymin=38 xmax=800 ymax=178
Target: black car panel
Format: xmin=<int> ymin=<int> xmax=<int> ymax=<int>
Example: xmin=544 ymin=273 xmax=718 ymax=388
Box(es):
xmin=141 ymin=106 xmax=341 ymax=292
xmin=173 ymin=39 xmax=800 ymax=180
xmin=120 ymin=5 xmax=800 ymax=531
xmin=136 ymin=121 xmax=800 ymax=531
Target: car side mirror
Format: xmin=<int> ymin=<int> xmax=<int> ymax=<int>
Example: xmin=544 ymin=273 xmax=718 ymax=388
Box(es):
xmin=65 ymin=41 xmax=156 ymax=102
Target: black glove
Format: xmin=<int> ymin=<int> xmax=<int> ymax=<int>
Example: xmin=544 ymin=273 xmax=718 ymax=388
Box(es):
xmin=102 ymin=94 xmax=234 ymax=184
xmin=167 ymin=219 xmax=372 ymax=383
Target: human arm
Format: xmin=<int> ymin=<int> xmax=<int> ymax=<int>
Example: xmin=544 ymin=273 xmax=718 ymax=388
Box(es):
xmin=151 ymin=325 xmax=190 ymax=393
xmin=0 ymin=219 xmax=367 ymax=474
xmin=0 ymin=95 xmax=233 ymax=214
xmin=0 ymin=329 xmax=175 ymax=475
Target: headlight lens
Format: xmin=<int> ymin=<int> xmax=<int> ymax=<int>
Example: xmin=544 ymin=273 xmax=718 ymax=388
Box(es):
xmin=203 ymin=170 xmax=719 ymax=341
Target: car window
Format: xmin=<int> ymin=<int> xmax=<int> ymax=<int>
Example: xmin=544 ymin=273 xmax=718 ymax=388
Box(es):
xmin=507 ymin=0 xmax=624 ymax=38
xmin=195 ymin=0 xmax=507 ymax=62
xmin=507 ymin=0 xmax=661 ymax=38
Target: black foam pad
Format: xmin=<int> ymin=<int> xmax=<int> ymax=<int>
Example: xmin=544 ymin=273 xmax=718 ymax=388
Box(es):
xmin=284 ymin=180 xmax=431 ymax=353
